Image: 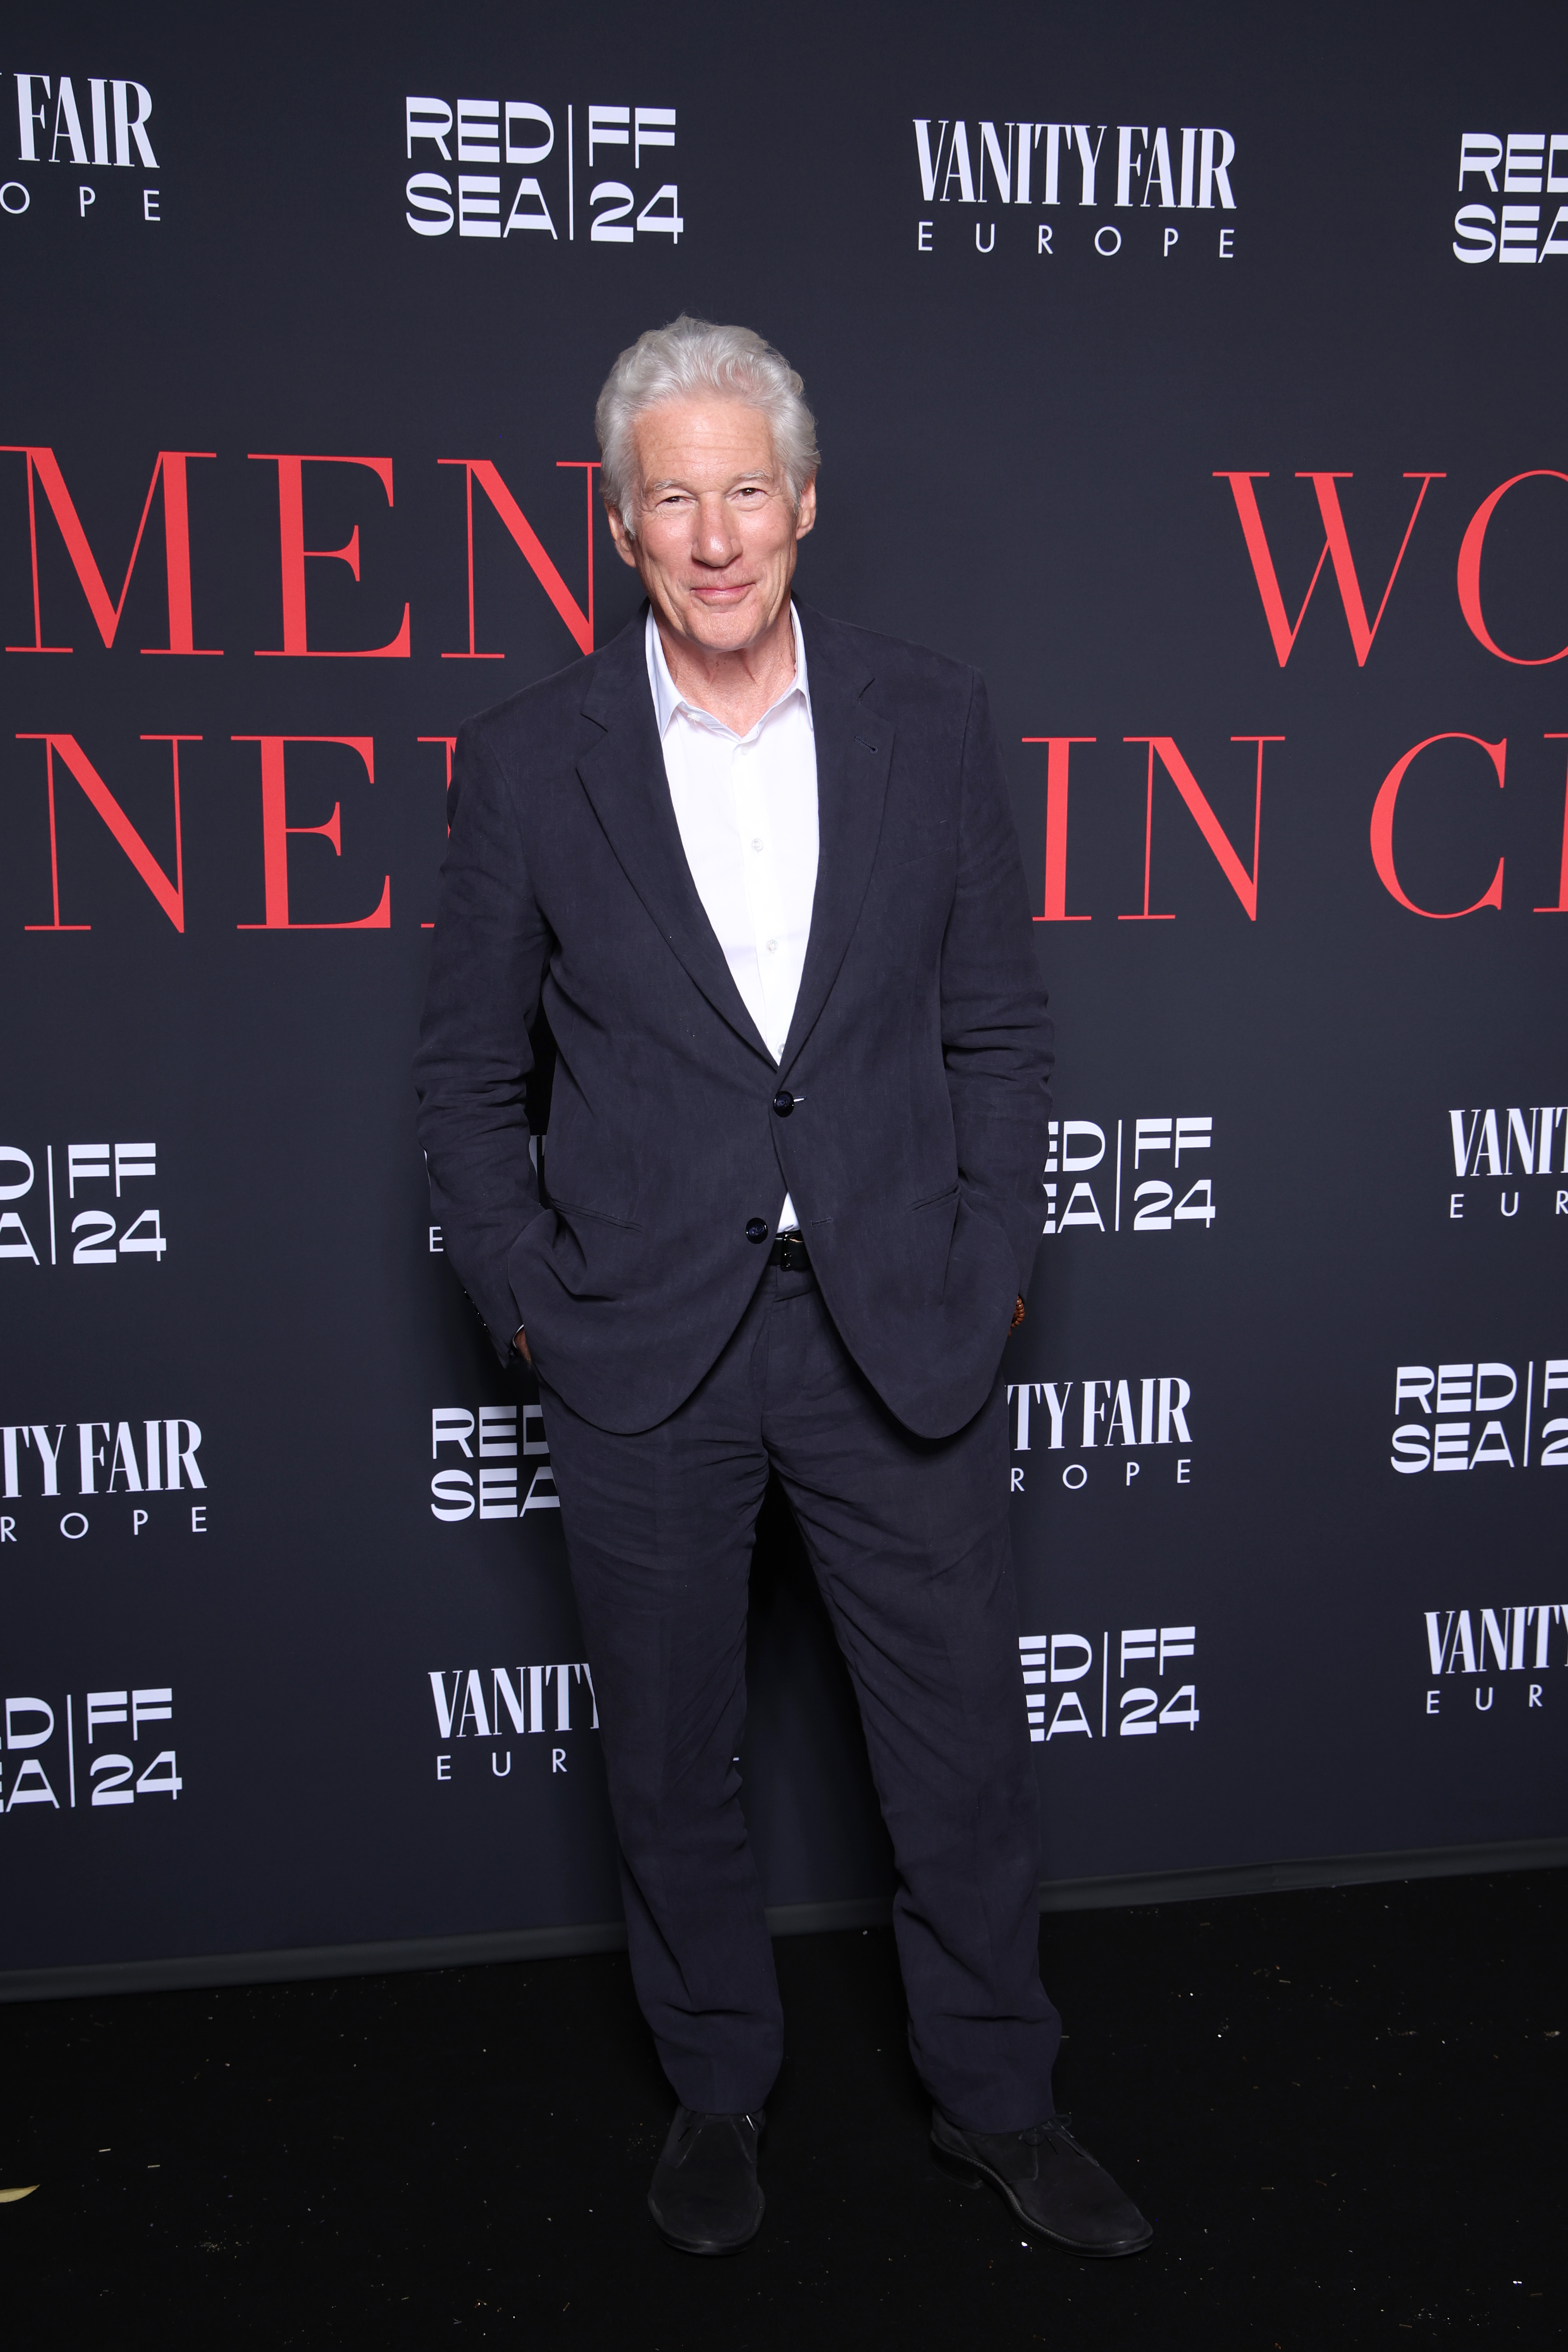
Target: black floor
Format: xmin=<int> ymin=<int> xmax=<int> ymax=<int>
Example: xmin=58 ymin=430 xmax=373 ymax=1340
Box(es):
xmin=2 ymin=1869 xmax=1562 ymax=2347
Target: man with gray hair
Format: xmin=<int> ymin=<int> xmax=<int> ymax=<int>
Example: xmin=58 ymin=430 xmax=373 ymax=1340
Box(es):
xmin=415 ymin=316 xmax=1151 ymax=2262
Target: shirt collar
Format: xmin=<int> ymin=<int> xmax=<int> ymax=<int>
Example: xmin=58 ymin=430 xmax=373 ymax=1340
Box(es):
xmin=645 ymin=602 xmax=812 ymax=741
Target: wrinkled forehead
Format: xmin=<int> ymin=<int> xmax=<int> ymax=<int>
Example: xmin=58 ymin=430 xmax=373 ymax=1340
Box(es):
xmin=630 ymin=394 xmax=781 ymax=490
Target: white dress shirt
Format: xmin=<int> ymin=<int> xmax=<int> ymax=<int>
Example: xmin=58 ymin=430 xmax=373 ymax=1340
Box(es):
xmin=647 ymin=604 xmax=818 ymax=1233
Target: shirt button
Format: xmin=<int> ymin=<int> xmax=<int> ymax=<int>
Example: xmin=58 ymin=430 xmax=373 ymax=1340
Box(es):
xmin=745 ymin=1218 xmax=770 ymax=1244
xmin=752 ymin=838 xmax=765 ymax=852
xmin=766 ymin=939 xmax=778 ymax=954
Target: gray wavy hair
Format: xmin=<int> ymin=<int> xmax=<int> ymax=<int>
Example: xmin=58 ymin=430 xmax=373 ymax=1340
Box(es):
xmin=595 ymin=315 xmax=820 ymax=534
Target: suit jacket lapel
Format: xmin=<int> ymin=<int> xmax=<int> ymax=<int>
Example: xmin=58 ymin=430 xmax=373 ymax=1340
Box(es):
xmin=576 ymin=607 xmax=773 ymax=1063
xmin=778 ymin=603 xmax=895 ymax=1077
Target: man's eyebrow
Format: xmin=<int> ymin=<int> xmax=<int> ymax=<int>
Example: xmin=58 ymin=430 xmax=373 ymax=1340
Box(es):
xmin=645 ymin=471 xmax=775 ymax=493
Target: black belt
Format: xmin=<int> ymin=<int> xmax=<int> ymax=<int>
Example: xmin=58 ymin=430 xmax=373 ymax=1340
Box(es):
xmin=767 ymin=1231 xmax=812 ymax=1272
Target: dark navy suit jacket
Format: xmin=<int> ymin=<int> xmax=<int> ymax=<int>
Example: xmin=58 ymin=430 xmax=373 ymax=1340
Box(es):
xmin=413 ymin=601 xmax=1053 ymax=1439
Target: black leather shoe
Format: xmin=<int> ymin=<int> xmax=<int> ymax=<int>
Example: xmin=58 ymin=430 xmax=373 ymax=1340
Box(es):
xmin=647 ymin=2106 xmax=765 ymax=2255
xmin=931 ymin=2109 xmax=1153 ymax=2256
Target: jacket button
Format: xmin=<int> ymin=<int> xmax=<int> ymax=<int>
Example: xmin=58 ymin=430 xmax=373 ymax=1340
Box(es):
xmin=772 ymin=1091 xmax=793 ymax=1119
xmin=745 ymin=1218 xmax=769 ymax=1244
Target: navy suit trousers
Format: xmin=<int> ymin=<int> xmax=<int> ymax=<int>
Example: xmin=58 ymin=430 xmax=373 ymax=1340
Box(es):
xmin=538 ymin=1260 xmax=1061 ymax=2132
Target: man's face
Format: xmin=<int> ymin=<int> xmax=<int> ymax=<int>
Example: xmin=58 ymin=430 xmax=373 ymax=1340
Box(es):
xmin=607 ymin=395 xmax=816 ymax=654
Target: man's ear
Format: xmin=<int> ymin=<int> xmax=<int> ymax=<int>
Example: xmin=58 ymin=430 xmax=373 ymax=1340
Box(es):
xmin=795 ymin=473 xmax=818 ymax=541
xmin=605 ymin=502 xmax=642 ymax=570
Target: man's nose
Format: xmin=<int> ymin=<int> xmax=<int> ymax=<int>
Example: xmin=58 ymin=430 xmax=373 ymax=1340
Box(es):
xmin=693 ymin=496 xmax=741 ymax=565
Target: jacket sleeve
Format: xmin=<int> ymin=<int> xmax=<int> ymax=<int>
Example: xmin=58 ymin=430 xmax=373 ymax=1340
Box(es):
xmin=413 ymin=718 xmax=553 ymax=1365
xmin=940 ymin=670 xmax=1055 ymax=1295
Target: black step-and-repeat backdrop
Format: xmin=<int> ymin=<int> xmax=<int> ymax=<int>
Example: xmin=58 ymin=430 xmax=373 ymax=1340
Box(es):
xmin=1 ymin=0 xmax=1564 ymax=1989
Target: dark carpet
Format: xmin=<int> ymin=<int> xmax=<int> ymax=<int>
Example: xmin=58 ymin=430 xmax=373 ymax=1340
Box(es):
xmin=1 ymin=1869 xmax=1561 ymax=2347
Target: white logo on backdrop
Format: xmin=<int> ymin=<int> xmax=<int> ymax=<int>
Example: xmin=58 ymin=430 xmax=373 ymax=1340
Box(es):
xmin=404 ymin=95 xmax=680 ymax=245
xmin=1389 ymin=1359 xmax=1568 ymax=1475
xmin=1041 ymin=1114 xmax=1215 ymax=1237
xmin=911 ymin=118 xmax=1237 ymax=260
xmin=428 ymin=1664 xmax=598 ymax=1782
xmin=0 ymin=1140 xmax=166 ymax=1269
xmin=1019 ymin=1626 xmax=1199 ymax=1743
xmin=1421 ymin=1606 xmax=1564 ymax=1720
xmin=1008 ymin=1375 xmax=1195 ymax=1493
xmin=0 ymin=1684 xmax=180 ymax=1815
xmin=429 ymin=1405 xmax=558 ymax=1521
xmin=0 ymin=1416 xmax=207 ymax=1544
xmin=1453 ymin=133 xmax=1568 ymax=265
xmin=1445 ymin=1104 xmax=1568 ymax=1222
xmin=1 ymin=73 xmax=160 ymax=222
